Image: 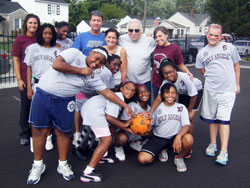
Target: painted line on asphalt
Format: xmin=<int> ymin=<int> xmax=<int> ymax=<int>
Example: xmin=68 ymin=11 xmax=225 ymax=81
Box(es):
xmin=13 ymin=96 xmax=21 ymax=102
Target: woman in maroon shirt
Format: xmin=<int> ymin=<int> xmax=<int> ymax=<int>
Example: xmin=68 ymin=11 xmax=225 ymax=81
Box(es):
xmin=11 ymin=14 xmax=40 ymax=145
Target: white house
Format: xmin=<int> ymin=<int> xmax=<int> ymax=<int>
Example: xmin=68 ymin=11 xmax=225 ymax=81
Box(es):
xmin=76 ymin=20 xmax=116 ymax=34
xmin=11 ymin=0 xmax=69 ymax=24
xmin=168 ymin=11 xmax=210 ymax=36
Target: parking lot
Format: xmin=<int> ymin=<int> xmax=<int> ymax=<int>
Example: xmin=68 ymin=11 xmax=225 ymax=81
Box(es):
xmin=0 ymin=65 xmax=250 ymax=188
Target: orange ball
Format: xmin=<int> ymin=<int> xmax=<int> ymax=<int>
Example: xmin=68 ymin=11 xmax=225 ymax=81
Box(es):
xmin=130 ymin=114 xmax=151 ymax=136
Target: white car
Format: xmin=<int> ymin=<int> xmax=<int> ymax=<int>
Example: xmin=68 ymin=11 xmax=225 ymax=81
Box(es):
xmin=234 ymin=40 xmax=250 ymax=55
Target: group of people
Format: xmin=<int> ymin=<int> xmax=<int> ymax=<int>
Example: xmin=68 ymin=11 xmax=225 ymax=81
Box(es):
xmin=11 ymin=10 xmax=240 ymax=185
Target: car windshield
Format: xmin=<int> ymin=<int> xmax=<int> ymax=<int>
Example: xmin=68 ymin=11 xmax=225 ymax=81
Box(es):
xmin=235 ymin=42 xmax=248 ymax=46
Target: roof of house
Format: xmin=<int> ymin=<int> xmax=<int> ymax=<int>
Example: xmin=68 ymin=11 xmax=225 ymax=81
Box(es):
xmin=179 ymin=12 xmax=210 ymax=25
xmin=0 ymin=15 xmax=6 ymax=21
xmin=36 ymin=0 xmax=68 ymax=4
xmin=0 ymin=1 xmax=26 ymax=14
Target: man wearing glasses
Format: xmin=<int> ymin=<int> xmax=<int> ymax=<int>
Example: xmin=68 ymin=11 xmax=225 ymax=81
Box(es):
xmin=119 ymin=19 xmax=156 ymax=96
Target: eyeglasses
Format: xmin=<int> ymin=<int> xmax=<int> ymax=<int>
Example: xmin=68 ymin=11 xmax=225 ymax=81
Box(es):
xmin=123 ymin=86 xmax=136 ymax=93
xmin=163 ymin=70 xmax=175 ymax=76
xmin=128 ymin=29 xmax=140 ymax=33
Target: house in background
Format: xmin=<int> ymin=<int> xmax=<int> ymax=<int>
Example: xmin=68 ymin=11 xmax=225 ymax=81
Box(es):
xmin=76 ymin=20 xmax=116 ymax=33
xmin=0 ymin=1 xmax=28 ymax=33
xmin=168 ymin=10 xmax=210 ymax=36
xmin=11 ymin=0 xmax=69 ymax=24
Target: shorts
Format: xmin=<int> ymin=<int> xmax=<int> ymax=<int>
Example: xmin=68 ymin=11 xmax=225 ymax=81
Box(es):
xmin=29 ymin=87 xmax=75 ymax=133
xmin=75 ymin=98 xmax=88 ymax=112
xmin=178 ymin=89 xmax=203 ymax=111
xmin=200 ymin=89 xmax=236 ymax=124
xmin=141 ymin=134 xmax=176 ymax=158
xmin=87 ymin=126 xmax=111 ymax=138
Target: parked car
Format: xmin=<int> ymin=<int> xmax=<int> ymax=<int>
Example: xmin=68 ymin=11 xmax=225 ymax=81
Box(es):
xmin=169 ymin=39 xmax=198 ymax=64
xmin=221 ymin=33 xmax=234 ymax=44
xmin=234 ymin=40 xmax=250 ymax=55
xmin=0 ymin=49 xmax=11 ymax=75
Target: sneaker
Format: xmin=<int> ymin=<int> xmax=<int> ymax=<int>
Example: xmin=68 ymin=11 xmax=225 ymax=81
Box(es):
xmin=114 ymin=146 xmax=126 ymax=161
xmin=215 ymin=150 xmax=228 ymax=165
xmin=30 ymin=137 xmax=33 ymax=153
xmin=185 ymin=150 xmax=192 ymax=159
xmin=206 ymin=143 xmax=217 ymax=156
xmin=159 ymin=149 xmax=168 ymax=162
xmin=20 ymin=138 xmax=29 ymax=145
xmin=80 ymin=170 xmax=104 ymax=182
xmin=57 ymin=163 xmax=75 ymax=181
xmin=130 ymin=141 xmax=143 ymax=152
xmin=174 ymin=157 xmax=187 ymax=172
xmin=27 ymin=163 xmax=46 ymax=185
xmin=45 ymin=134 xmax=54 ymax=151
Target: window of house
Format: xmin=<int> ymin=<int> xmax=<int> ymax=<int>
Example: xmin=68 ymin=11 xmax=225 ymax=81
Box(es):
xmin=57 ymin=5 xmax=60 ymax=15
xmin=186 ymin=27 xmax=190 ymax=34
xmin=199 ymin=27 xmax=202 ymax=33
xmin=14 ymin=19 xmax=22 ymax=30
xmin=181 ymin=29 xmax=184 ymax=35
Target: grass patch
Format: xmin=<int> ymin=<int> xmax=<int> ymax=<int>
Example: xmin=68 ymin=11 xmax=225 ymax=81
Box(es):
xmin=241 ymin=56 xmax=250 ymax=61
xmin=0 ymin=42 xmax=12 ymax=54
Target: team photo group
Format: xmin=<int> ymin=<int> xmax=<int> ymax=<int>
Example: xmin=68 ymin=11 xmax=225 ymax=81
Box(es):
xmin=11 ymin=10 xmax=240 ymax=185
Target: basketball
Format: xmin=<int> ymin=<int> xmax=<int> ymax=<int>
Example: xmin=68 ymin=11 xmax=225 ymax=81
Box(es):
xmin=130 ymin=114 xmax=151 ymax=136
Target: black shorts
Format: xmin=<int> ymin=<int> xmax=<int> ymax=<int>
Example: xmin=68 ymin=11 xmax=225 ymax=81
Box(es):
xmin=178 ymin=89 xmax=203 ymax=110
xmin=141 ymin=134 xmax=176 ymax=158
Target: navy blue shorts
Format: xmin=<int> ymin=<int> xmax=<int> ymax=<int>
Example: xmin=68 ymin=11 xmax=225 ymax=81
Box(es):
xmin=141 ymin=134 xmax=176 ymax=158
xmin=29 ymin=87 xmax=75 ymax=133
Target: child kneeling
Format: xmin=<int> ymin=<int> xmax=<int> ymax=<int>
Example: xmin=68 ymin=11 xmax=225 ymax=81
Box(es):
xmin=138 ymin=83 xmax=193 ymax=172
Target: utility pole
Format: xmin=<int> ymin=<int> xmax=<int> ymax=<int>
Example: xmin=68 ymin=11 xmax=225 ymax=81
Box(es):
xmin=143 ymin=0 xmax=147 ymax=32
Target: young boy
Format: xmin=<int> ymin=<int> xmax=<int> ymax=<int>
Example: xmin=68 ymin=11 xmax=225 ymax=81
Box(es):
xmin=195 ymin=24 xmax=240 ymax=165
xmin=26 ymin=47 xmax=134 ymax=185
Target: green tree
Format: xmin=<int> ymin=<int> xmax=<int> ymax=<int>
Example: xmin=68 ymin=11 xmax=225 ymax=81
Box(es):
xmin=175 ymin=0 xmax=206 ymax=13
xmin=206 ymin=0 xmax=250 ymax=37
xmin=100 ymin=4 xmax=126 ymax=23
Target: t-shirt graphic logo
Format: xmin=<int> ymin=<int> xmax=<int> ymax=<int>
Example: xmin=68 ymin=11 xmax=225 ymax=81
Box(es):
xmin=134 ymin=107 xmax=138 ymax=113
xmin=157 ymin=108 xmax=162 ymax=114
xmin=76 ymin=59 xmax=81 ymax=66
xmin=67 ymin=101 xmax=75 ymax=112
xmin=180 ymin=80 xmax=185 ymax=87
xmin=223 ymin=45 xmax=227 ymax=51
xmin=177 ymin=106 xmax=183 ymax=112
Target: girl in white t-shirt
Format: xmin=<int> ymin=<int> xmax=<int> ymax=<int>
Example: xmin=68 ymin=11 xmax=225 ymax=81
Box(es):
xmin=55 ymin=21 xmax=73 ymax=51
xmin=80 ymin=81 xmax=136 ymax=183
xmin=25 ymin=23 xmax=60 ymax=152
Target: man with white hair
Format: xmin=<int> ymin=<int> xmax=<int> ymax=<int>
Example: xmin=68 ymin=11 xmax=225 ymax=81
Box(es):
xmin=119 ymin=19 xmax=156 ymax=91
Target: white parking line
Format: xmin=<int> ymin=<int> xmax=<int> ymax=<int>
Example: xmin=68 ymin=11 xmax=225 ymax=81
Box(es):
xmin=13 ymin=96 xmax=21 ymax=102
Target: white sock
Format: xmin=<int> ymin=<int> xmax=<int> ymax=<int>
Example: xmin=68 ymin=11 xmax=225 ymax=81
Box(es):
xmin=74 ymin=132 xmax=81 ymax=140
xmin=84 ymin=165 xmax=94 ymax=174
xmin=34 ymin=159 xmax=43 ymax=166
xmin=58 ymin=160 xmax=67 ymax=166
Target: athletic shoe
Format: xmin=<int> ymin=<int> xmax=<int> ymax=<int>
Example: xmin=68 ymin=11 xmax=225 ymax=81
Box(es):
xmin=45 ymin=134 xmax=53 ymax=151
xmin=130 ymin=141 xmax=143 ymax=152
xmin=80 ymin=170 xmax=104 ymax=182
xmin=114 ymin=146 xmax=126 ymax=161
xmin=30 ymin=137 xmax=33 ymax=153
xmin=215 ymin=150 xmax=228 ymax=165
xmin=206 ymin=143 xmax=217 ymax=156
xmin=20 ymin=138 xmax=29 ymax=145
xmin=174 ymin=157 xmax=187 ymax=172
xmin=57 ymin=163 xmax=75 ymax=181
xmin=159 ymin=149 xmax=168 ymax=162
xmin=27 ymin=163 xmax=46 ymax=185
xmin=184 ymin=150 xmax=192 ymax=159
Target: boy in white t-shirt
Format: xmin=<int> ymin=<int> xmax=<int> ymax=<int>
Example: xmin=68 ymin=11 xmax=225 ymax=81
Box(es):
xmin=195 ymin=24 xmax=240 ymax=165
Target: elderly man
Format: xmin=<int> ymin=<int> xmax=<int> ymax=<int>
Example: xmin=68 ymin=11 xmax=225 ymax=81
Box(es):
xmin=119 ymin=19 xmax=156 ymax=90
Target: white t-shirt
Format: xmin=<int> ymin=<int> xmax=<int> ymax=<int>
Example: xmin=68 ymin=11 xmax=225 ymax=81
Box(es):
xmin=37 ymin=48 xmax=106 ymax=97
xmin=56 ymin=38 xmax=73 ymax=51
xmin=195 ymin=42 xmax=240 ymax=92
xmin=24 ymin=43 xmax=60 ymax=79
xmin=113 ymin=46 xmax=122 ymax=85
xmin=119 ymin=34 xmax=156 ymax=83
xmin=159 ymin=72 xmax=202 ymax=97
xmin=81 ymin=92 xmax=124 ymax=127
xmin=153 ymin=102 xmax=190 ymax=139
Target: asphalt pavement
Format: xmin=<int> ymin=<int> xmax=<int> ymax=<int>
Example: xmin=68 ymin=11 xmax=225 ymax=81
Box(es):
xmin=0 ymin=65 xmax=249 ymax=188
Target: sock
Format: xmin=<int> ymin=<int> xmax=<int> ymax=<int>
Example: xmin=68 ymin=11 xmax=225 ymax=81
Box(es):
xmin=84 ymin=165 xmax=94 ymax=174
xmin=34 ymin=159 xmax=43 ymax=166
xmin=74 ymin=132 xmax=81 ymax=140
xmin=58 ymin=160 xmax=67 ymax=166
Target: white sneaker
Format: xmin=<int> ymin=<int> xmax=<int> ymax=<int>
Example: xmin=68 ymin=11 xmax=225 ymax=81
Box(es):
xmin=159 ymin=149 xmax=168 ymax=162
xmin=27 ymin=163 xmax=46 ymax=185
xmin=30 ymin=137 xmax=33 ymax=153
xmin=45 ymin=134 xmax=53 ymax=151
xmin=57 ymin=163 xmax=75 ymax=181
xmin=115 ymin=146 xmax=126 ymax=161
xmin=174 ymin=157 xmax=187 ymax=172
xmin=72 ymin=132 xmax=81 ymax=147
xmin=130 ymin=141 xmax=143 ymax=152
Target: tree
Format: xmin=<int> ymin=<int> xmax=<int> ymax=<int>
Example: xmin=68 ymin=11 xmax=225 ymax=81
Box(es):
xmin=175 ymin=0 xmax=206 ymax=13
xmin=100 ymin=4 xmax=126 ymax=23
xmin=206 ymin=0 xmax=250 ymax=37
